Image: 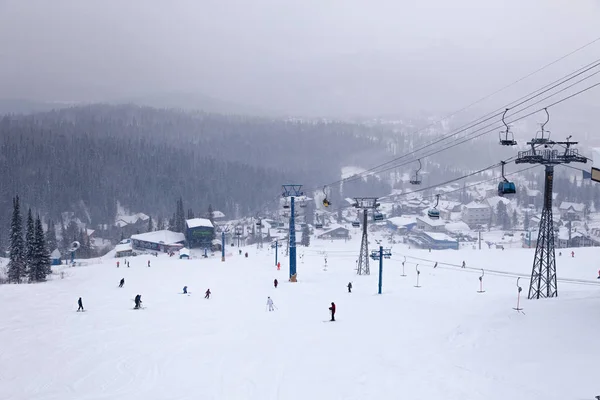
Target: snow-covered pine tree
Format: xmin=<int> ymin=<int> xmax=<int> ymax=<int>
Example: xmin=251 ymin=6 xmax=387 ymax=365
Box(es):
xmin=300 ymin=224 xmax=310 ymax=247
xmin=147 ymin=215 xmax=154 ymax=232
xmin=45 ymin=219 xmax=58 ymax=254
xmin=7 ymin=196 xmax=26 ymax=283
xmin=33 ymin=215 xmax=51 ymax=281
xmin=25 ymin=208 xmax=36 ymax=281
xmin=157 ymin=216 xmax=165 ymax=231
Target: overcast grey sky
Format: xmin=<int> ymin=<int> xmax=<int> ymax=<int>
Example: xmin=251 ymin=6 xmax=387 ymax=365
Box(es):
xmin=1 ymin=0 xmax=599 ymax=117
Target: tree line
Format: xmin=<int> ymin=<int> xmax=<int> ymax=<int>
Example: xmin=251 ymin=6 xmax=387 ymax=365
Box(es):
xmin=4 ymin=196 xmax=51 ymax=283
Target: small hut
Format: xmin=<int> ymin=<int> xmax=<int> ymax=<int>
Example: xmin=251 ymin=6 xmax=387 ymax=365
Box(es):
xmin=51 ymin=249 xmax=62 ymax=265
xmin=179 ymin=248 xmax=190 ymax=259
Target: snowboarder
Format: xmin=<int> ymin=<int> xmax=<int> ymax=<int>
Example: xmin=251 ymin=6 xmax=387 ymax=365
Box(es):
xmin=134 ymin=294 xmax=142 ymax=309
xmin=571 ymin=251 xmax=575 ymax=258
xmin=183 ymin=286 xmax=188 ymax=294
xmin=274 ymin=279 xmax=278 ymax=288
xmin=266 ymin=296 xmax=275 ymax=311
xmin=461 ymin=261 xmax=466 ymax=269
xmin=77 ymin=297 xmax=84 ymax=312
xmin=127 ymin=261 xmax=130 ymax=268
xmin=239 ymin=249 xmax=242 ymax=255
xmin=119 ymin=278 xmax=125 ymax=288
xmin=205 ymin=289 xmax=211 ymax=299
xmin=347 ymin=282 xmax=352 ymax=293
xmin=329 ymin=302 xmax=336 ymax=321
xmin=245 ymin=252 xmax=248 ymax=258
xmin=597 ymin=269 xmax=600 ymax=279
xmin=117 ymin=261 xmax=120 ymax=268
xmin=147 ymin=260 xmax=151 ymax=267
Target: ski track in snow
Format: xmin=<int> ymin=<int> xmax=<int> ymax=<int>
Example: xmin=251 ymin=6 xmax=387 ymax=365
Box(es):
xmin=1 ymin=238 xmax=600 ymax=400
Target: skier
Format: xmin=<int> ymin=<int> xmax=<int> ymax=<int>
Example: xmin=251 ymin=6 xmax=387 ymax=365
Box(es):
xmin=571 ymin=251 xmax=575 ymax=258
xmin=266 ymin=296 xmax=275 ymax=311
xmin=77 ymin=297 xmax=84 ymax=312
xmin=329 ymin=302 xmax=336 ymax=321
xmin=183 ymin=286 xmax=188 ymax=294
xmin=597 ymin=269 xmax=600 ymax=279
xmin=274 ymin=279 xmax=278 ymax=288
xmin=245 ymin=252 xmax=248 ymax=258
xmin=461 ymin=261 xmax=466 ymax=269
xmin=117 ymin=261 xmax=120 ymax=268
xmin=134 ymin=294 xmax=142 ymax=309
xmin=277 ymin=262 xmax=280 ymax=271
xmin=147 ymin=260 xmax=151 ymax=267
xmin=127 ymin=261 xmax=130 ymax=268
xmin=433 ymin=262 xmax=438 ymax=269
xmin=205 ymin=289 xmax=211 ymax=299
xmin=239 ymin=249 xmax=242 ymax=255
xmin=119 ymin=278 xmax=125 ymax=288
xmin=347 ymin=282 xmax=352 ymax=293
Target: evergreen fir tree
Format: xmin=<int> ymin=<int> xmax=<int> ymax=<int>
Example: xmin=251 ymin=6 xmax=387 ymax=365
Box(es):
xmin=8 ymin=196 xmax=26 ymax=283
xmin=25 ymin=208 xmax=36 ymax=281
xmin=60 ymin=222 xmax=69 ymax=254
xmin=207 ymin=204 xmax=214 ymax=225
xmin=300 ymin=224 xmax=310 ymax=247
xmin=147 ymin=216 xmax=154 ymax=232
xmin=187 ymin=209 xmax=194 ymax=220
xmin=157 ymin=216 xmax=165 ymax=231
xmin=45 ymin=219 xmax=58 ymax=254
xmin=32 ymin=215 xmax=51 ymax=281
xmin=497 ymin=202 xmax=511 ymax=230
xmin=512 ymin=210 xmax=518 ymax=228
xmin=524 ymin=210 xmax=530 ymax=230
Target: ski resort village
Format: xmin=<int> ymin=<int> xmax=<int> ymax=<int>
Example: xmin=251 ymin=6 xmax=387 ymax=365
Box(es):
xmin=3 ymin=3 xmax=600 ymax=399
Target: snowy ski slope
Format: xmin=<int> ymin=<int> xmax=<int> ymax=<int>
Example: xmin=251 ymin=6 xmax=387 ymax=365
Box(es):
xmin=1 ymin=235 xmax=600 ymax=400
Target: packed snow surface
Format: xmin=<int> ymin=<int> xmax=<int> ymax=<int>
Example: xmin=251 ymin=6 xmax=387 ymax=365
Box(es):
xmin=1 ymin=235 xmax=600 ymax=400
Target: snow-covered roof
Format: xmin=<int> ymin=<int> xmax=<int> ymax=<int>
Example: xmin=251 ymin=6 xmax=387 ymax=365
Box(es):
xmin=186 ymin=218 xmax=214 ymax=229
xmin=526 ymin=188 xmax=541 ymax=197
xmin=115 ymin=213 xmax=149 ymax=226
xmin=464 ymin=201 xmax=490 ymax=210
xmin=86 ymin=229 xmax=95 ymax=237
xmin=424 ymin=232 xmax=455 ymax=242
xmin=131 ymin=230 xmax=185 ymax=244
xmin=212 ymin=211 xmax=226 ymax=219
xmin=387 ymin=216 xmax=417 ymax=227
xmin=50 ymin=249 xmax=61 ymax=259
xmin=445 ymin=221 xmax=470 ymax=234
xmin=416 ymin=216 xmax=446 ymax=227
xmin=317 ymin=225 xmax=349 ymax=237
xmin=115 ymin=242 xmax=132 ymax=253
xmin=559 ymin=202 xmax=585 ymax=212
xmin=485 ymin=196 xmax=512 ymax=209
xmin=179 ymin=247 xmax=190 ymax=256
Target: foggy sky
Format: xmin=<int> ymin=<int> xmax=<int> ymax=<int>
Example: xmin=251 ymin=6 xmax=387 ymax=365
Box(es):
xmin=1 ymin=0 xmax=599 ymax=117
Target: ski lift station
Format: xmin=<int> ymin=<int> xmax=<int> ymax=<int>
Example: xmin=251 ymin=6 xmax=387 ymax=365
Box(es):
xmin=408 ymin=231 xmax=459 ymax=250
xmin=185 ymin=218 xmax=215 ymax=249
xmin=131 ymin=230 xmax=186 ymax=253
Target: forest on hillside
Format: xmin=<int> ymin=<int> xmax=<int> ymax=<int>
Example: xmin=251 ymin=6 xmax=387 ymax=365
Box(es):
xmin=0 ymin=105 xmax=394 ymax=245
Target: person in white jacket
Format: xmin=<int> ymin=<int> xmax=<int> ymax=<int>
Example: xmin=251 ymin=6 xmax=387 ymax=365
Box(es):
xmin=266 ymin=296 xmax=275 ymax=311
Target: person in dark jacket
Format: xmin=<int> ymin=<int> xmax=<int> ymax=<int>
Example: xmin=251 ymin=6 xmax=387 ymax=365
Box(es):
xmin=329 ymin=302 xmax=336 ymax=321
xmin=274 ymin=279 xmax=278 ymax=288
xmin=119 ymin=278 xmax=125 ymax=288
xmin=205 ymin=289 xmax=211 ymax=299
xmin=183 ymin=286 xmax=188 ymax=294
xmin=134 ymin=294 xmax=142 ymax=309
xmin=347 ymin=282 xmax=352 ymax=293
xmin=77 ymin=297 xmax=84 ymax=312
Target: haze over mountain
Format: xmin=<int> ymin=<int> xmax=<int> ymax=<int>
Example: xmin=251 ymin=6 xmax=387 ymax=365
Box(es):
xmin=1 ymin=0 xmax=599 ymax=118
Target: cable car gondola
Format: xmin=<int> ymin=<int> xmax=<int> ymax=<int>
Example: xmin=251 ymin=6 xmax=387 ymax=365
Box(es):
xmin=499 ymin=108 xmax=517 ymax=146
xmin=428 ymin=194 xmax=440 ymax=219
xmin=352 ymin=220 xmax=360 ymax=228
xmin=409 ymin=159 xmax=422 ymax=185
xmin=373 ymin=211 xmax=384 ymax=222
xmin=498 ymin=161 xmax=516 ymax=197
xmin=322 ymin=186 xmax=331 ymax=207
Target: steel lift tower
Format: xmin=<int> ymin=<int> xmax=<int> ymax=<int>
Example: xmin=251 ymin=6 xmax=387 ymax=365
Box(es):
xmin=515 ymin=109 xmax=586 ymax=299
xmin=353 ymin=197 xmax=380 ymax=275
xmin=282 ymin=184 xmax=303 ymax=281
